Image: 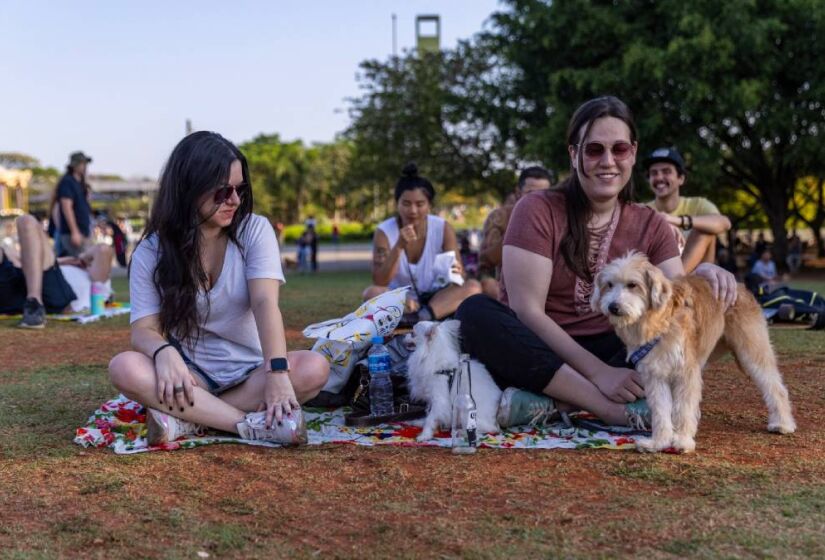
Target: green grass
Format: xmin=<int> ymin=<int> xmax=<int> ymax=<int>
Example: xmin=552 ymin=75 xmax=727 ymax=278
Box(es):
xmin=1 ymin=270 xmax=824 ymax=558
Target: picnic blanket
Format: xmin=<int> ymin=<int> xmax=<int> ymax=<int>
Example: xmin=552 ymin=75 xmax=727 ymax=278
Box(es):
xmin=74 ymin=394 xmax=640 ymax=454
xmin=1 ymin=302 xmax=130 ymax=324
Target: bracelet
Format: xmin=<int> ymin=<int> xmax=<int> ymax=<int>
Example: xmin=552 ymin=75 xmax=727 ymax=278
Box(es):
xmin=152 ymin=343 xmax=174 ymax=364
xmin=686 ymin=215 xmax=694 ymax=230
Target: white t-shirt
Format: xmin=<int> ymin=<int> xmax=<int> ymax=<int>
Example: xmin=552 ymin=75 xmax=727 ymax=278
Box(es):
xmin=130 ymin=214 xmax=285 ymax=384
xmin=377 ymin=214 xmax=446 ymax=292
xmin=751 ymin=259 xmax=777 ymax=280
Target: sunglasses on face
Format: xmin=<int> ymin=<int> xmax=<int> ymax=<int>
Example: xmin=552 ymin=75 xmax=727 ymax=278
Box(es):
xmin=577 ymin=141 xmax=635 ymax=161
xmin=213 ymin=183 xmax=248 ymax=205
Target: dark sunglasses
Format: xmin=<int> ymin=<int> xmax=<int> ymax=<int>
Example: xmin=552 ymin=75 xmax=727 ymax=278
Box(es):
xmin=213 ymin=183 xmax=248 ymax=205
xmin=578 ymin=141 xmax=635 ymax=161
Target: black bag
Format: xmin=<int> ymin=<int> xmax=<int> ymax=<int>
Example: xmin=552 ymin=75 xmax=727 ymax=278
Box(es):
xmin=344 ymin=364 xmax=426 ymax=426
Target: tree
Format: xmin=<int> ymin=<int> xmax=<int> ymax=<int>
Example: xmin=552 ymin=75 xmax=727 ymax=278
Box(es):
xmin=483 ymin=0 xmax=825 ymax=264
xmin=240 ymin=134 xmax=313 ymax=223
xmin=792 ymin=176 xmax=825 ymax=257
xmin=345 ymin=47 xmax=519 ymax=207
xmin=0 ymin=152 xmax=40 ymax=169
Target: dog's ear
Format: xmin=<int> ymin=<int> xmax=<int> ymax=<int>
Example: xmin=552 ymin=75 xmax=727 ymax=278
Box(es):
xmin=644 ymin=265 xmax=672 ymax=310
xmin=590 ymin=270 xmax=604 ymax=312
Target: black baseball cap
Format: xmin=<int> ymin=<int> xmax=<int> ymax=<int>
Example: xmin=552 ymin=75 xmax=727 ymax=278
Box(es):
xmin=69 ymin=151 xmax=93 ymax=166
xmin=643 ymin=147 xmax=685 ymax=174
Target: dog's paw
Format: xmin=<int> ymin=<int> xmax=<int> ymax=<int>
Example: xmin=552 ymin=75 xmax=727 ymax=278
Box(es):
xmin=416 ymin=430 xmax=434 ymax=442
xmin=477 ymin=421 xmax=500 ymax=435
xmin=635 ymin=437 xmax=669 ymax=453
xmin=671 ymin=434 xmax=696 ymax=453
xmin=767 ymin=419 xmax=797 ymax=434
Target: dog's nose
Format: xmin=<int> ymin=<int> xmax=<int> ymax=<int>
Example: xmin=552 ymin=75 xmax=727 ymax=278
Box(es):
xmin=608 ymin=302 xmax=621 ymax=316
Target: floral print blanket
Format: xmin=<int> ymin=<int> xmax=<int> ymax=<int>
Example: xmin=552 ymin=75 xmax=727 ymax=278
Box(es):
xmin=74 ymin=394 xmax=640 ymax=454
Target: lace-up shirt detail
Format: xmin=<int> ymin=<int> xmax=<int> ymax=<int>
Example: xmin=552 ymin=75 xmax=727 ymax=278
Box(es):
xmin=500 ymin=190 xmax=679 ymax=336
xmin=573 ymin=205 xmax=621 ymax=315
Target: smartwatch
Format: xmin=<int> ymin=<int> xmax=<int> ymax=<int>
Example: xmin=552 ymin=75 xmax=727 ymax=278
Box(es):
xmin=269 ymin=357 xmax=290 ymax=373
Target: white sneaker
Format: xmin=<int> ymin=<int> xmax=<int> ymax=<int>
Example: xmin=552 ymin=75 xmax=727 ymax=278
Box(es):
xmin=146 ymin=408 xmax=204 ymax=445
xmin=236 ymin=410 xmax=308 ymax=446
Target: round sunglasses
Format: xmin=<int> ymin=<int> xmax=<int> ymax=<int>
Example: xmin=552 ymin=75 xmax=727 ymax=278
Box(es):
xmin=213 ymin=183 xmax=249 ymax=205
xmin=577 ymin=141 xmax=635 ymax=161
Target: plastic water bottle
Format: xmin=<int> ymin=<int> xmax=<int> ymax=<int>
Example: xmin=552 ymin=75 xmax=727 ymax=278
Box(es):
xmin=451 ymin=353 xmax=478 ymax=454
xmin=368 ymin=336 xmax=394 ymax=417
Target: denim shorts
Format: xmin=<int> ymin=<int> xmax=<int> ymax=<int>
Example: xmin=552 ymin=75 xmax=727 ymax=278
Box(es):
xmin=169 ymin=338 xmax=260 ymax=396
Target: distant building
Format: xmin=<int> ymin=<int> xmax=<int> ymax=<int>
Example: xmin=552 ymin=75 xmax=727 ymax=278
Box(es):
xmin=416 ymin=15 xmax=440 ymax=55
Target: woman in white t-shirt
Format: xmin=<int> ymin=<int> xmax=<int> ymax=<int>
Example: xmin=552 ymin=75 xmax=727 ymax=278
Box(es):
xmin=109 ymin=132 xmax=329 ymax=446
xmin=363 ymin=163 xmax=481 ymax=325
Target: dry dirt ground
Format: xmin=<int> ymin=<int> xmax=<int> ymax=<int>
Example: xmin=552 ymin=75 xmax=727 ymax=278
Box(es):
xmin=1 ymin=320 xmax=824 ymax=558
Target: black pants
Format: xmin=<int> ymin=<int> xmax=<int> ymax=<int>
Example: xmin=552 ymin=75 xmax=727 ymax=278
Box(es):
xmin=456 ymin=294 xmax=628 ymax=394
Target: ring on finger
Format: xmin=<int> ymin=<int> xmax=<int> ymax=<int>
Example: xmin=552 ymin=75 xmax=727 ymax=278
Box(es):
xmin=173 ymin=385 xmax=185 ymax=394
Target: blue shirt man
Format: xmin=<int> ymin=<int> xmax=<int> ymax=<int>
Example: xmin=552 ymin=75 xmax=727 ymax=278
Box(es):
xmin=57 ymin=151 xmax=93 ymax=257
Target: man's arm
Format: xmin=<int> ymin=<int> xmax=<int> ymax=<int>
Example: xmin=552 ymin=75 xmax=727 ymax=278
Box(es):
xmin=660 ymin=212 xmax=731 ymax=235
xmin=59 ymin=197 xmax=82 ymax=237
xmin=479 ymin=207 xmax=508 ymax=269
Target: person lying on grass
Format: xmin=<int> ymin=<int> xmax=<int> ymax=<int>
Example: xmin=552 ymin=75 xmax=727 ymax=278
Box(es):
xmin=362 ymin=162 xmax=481 ymax=327
xmin=0 ymin=213 xmax=114 ymax=329
xmin=109 ymin=131 xmax=329 ymax=446
xmin=456 ymin=96 xmax=737 ymax=431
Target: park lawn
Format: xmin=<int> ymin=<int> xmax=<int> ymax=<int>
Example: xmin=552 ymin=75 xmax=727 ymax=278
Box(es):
xmin=0 ymin=271 xmax=824 ymax=558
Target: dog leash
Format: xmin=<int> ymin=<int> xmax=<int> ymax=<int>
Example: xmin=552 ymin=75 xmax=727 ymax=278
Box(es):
xmin=628 ymin=337 xmax=661 ymax=367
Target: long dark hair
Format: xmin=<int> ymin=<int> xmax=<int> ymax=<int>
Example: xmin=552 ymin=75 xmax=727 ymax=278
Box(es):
xmin=141 ymin=131 xmax=253 ymax=343
xmin=559 ymin=96 xmax=637 ymax=281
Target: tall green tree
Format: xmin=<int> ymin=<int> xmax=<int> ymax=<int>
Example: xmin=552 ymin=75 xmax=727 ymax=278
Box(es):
xmin=484 ymin=0 xmax=825 ymax=263
xmin=345 ymin=48 xmax=519 ymax=208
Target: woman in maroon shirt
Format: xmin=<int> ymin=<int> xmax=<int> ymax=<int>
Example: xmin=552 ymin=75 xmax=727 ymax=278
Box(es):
xmin=457 ymin=96 xmax=737 ymax=430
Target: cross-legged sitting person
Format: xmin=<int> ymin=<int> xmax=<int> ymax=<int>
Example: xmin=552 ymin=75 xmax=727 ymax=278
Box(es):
xmin=457 ymin=96 xmax=737 ymax=430
xmin=0 ymin=214 xmax=113 ymax=328
xmin=108 ymin=132 xmax=329 ymax=446
xmin=362 ymin=162 xmax=481 ymax=326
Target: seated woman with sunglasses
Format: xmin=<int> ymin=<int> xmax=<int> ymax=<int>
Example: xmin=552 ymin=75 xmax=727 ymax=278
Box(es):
xmin=362 ymin=163 xmax=481 ymax=326
xmin=109 ymin=131 xmax=329 ymax=445
xmin=456 ymin=96 xmax=737 ymax=430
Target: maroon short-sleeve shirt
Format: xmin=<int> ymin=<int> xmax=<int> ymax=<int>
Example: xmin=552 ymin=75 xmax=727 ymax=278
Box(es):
xmin=501 ymin=190 xmax=680 ymax=336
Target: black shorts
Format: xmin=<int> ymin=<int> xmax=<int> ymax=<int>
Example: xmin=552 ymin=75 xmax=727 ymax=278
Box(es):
xmin=0 ymin=255 xmax=77 ymax=314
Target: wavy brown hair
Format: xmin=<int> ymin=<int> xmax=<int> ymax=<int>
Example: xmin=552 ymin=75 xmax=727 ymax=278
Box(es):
xmin=138 ymin=131 xmax=253 ymax=343
xmin=559 ymin=96 xmax=637 ymax=281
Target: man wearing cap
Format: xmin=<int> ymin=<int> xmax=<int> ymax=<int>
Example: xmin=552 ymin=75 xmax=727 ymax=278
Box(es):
xmin=644 ymin=147 xmax=731 ymax=272
xmin=57 ymin=151 xmax=93 ymax=257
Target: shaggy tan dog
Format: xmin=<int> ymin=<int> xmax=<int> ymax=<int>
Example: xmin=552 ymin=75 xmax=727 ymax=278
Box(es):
xmin=591 ymin=252 xmax=796 ymax=453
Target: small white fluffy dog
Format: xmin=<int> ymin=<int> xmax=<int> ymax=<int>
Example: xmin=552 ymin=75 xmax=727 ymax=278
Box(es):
xmin=592 ymin=252 xmax=796 ymax=453
xmin=406 ymin=320 xmax=501 ymax=441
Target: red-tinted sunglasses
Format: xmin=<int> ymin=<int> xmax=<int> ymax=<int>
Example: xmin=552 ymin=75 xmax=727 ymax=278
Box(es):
xmin=578 ymin=141 xmax=635 ymax=161
xmin=213 ymin=183 xmax=248 ymax=204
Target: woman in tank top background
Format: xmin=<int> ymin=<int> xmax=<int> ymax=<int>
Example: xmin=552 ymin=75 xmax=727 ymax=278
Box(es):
xmin=363 ymin=163 xmax=481 ymax=326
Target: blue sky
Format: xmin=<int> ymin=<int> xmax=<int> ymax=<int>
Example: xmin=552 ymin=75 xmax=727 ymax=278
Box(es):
xmin=2 ymin=1 xmax=501 ymax=177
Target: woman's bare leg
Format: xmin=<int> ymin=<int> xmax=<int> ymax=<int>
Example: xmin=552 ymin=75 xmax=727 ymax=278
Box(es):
xmin=16 ymin=214 xmax=55 ymax=302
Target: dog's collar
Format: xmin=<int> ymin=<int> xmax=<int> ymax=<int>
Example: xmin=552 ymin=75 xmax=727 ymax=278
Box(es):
xmin=629 ymin=337 xmax=661 ymax=367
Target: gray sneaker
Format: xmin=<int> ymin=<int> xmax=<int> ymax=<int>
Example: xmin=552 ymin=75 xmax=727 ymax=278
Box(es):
xmin=236 ymin=410 xmax=308 ymax=446
xmin=18 ymin=298 xmax=45 ymax=329
xmin=146 ymin=408 xmax=204 ymax=445
xmin=496 ymin=387 xmax=558 ymax=428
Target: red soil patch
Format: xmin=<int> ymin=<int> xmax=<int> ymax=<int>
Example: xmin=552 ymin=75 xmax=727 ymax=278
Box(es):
xmin=1 ymin=320 xmax=824 ymax=556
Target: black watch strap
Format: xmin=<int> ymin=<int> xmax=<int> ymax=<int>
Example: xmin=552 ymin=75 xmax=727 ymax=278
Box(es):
xmin=269 ymin=357 xmax=289 ymax=372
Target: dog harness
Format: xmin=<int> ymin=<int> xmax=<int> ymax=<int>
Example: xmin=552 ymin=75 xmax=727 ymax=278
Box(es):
xmin=435 ymin=368 xmax=457 ymax=391
xmin=629 ymin=337 xmax=661 ymax=367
